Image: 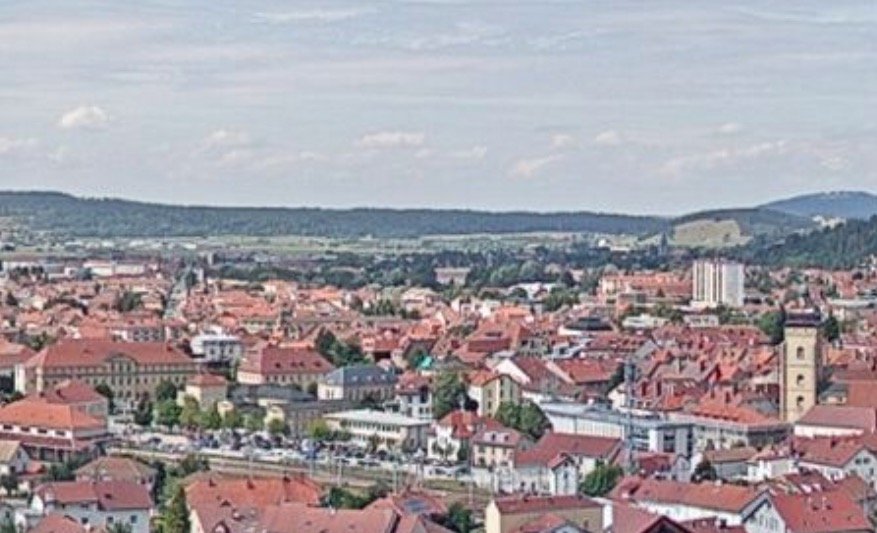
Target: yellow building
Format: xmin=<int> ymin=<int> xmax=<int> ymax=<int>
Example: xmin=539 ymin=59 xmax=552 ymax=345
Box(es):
xmin=485 ymin=495 xmax=603 ymax=533
xmin=467 ymin=371 xmax=521 ymax=418
xmin=17 ymin=340 xmax=199 ymax=405
xmin=781 ymin=312 xmax=822 ymax=423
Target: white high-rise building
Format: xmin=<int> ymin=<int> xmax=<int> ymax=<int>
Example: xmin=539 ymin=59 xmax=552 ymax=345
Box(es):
xmin=692 ymin=259 xmax=744 ymax=308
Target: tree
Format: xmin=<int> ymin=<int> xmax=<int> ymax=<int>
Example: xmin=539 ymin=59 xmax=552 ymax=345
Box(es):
xmin=199 ymin=404 xmax=223 ymax=431
xmin=579 ymin=462 xmax=623 ymax=497
xmin=244 ymin=414 xmax=264 ymax=433
xmin=156 ymin=381 xmax=178 ymax=403
xmin=107 ymin=523 xmax=133 ymax=533
xmin=161 ymin=483 xmax=190 ymax=533
xmin=95 ymin=383 xmax=115 ymax=414
xmin=495 ymin=401 xmax=550 ymax=440
xmin=307 ymin=419 xmax=332 ymax=441
xmin=757 ymin=309 xmax=786 ymax=345
xmin=433 ymin=371 xmax=467 ymax=420
xmin=133 ymin=398 xmax=153 ymax=426
xmin=221 ymin=409 xmax=243 ymax=430
xmin=306 ymin=381 xmax=319 ymax=396
xmin=178 ymin=396 xmax=201 ymax=430
xmin=456 ymin=441 xmax=470 ymax=463
xmin=115 ymin=291 xmax=143 ymax=313
xmin=822 ymin=314 xmax=841 ymax=343
xmin=0 ymin=473 xmax=18 ymax=495
xmin=442 ymin=502 xmax=474 ymax=533
xmin=176 ymin=454 xmax=209 ymax=477
xmin=367 ymin=433 xmax=381 ymax=454
xmin=693 ymin=459 xmax=718 ymax=482
xmin=155 ymin=400 xmax=182 ymax=428
xmin=267 ymin=418 xmax=288 ymax=437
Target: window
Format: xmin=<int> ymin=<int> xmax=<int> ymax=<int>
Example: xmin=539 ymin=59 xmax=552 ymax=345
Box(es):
xmin=796 ymin=396 xmax=806 ymax=410
xmin=796 ymin=346 xmax=806 ymax=360
xmin=796 ymin=374 xmax=806 ymax=387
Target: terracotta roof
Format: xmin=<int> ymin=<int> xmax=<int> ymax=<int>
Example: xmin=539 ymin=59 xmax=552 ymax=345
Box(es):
xmin=75 ymin=456 xmax=156 ymax=483
xmin=259 ymin=503 xmax=398 ymax=533
xmin=185 ymin=473 xmax=322 ymax=509
xmin=770 ymin=490 xmax=871 ymax=533
xmin=0 ymin=397 xmax=105 ymax=431
xmin=798 ymin=405 xmax=877 ymax=432
xmin=794 ymin=437 xmax=872 ymax=468
xmin=38 ymin=379 xmax=105 ymax=405
xmin=29 ymin=513 xmax=93 ymax=533
xmin=27 ymin=339 xmax=195 ymax=369
xmin=34 ymin=480 xmax=153 ymax=511
xmin=516 ymin=433 xmax=621 ymax=468
xmin=610 ymin=476 xmax=762 ymax=514
xmin=512 ymin=513 xmax=580 ymax=533
xmin=239 ymin=346 xmax=333 ymax=377
xmin=366 ymin=490 xmax=448 ymax=517
xmin=492 ymin=494 xmax=601 ymax=514
xmin=188 ymin=373 xmax=228 ymax=387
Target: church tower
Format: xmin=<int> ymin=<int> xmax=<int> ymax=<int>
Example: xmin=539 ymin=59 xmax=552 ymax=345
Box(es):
xmin=781 ymin=312 xmax=822 ymax=423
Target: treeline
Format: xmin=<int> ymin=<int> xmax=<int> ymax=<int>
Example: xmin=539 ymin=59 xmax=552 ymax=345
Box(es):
xmin=732 ymin=216 xmax=877 ymax=269
xmin=0 ymin=191 xmax=667 ymax=238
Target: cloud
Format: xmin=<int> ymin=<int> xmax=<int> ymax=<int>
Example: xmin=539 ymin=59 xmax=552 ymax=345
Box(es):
xmin=0 ymin=136 xmax=38 ymax=156
xmin=510 ymin=154 xmax=562 ymax=178
xmin=552 ymin=134 xmax=575 ymax=149
xmin=58 ymin=106 xmax=111 ymax=130
xmin=716 ymin=122 xmax=745 ymax=135
xmin=203 ymin=129 xmax=251 ymax=148
xmin=448 ymin=146 xmax=488 ymax=160
xmin=659 ymin=140 xmax=789 ymax=176
xmin=356 ymin=131 xmax=425 ymax=149
xmin=592 ymin=130 xmax=623 ymax=147
xmin=253 ymin=8 xmax=375 ymax=24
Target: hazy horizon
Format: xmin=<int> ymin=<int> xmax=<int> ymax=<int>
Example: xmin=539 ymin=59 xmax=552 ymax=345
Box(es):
xmin=2 ymin=1 xmax=876 ymax=215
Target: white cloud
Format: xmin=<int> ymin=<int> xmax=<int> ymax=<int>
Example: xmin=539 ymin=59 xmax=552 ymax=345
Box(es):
xmin=356 ymin=131 xmax=425 ymax=149
xmin=203 ymin=129 xmax=251 ymax=148
xmin=510 ymin=154 xmax=562 ymax=178
xmin=448 ymin=146 xmax=488 ymax=160
xmin=58 ymin=106 xmax=111 ymax=130
xmin=659 ymin=140 xmax=789 ymax=176
xmin=552 ymin=134 xmax=575 ymax=149
xmin=592 ymin=130 xmax=623 ymax=147
xmin=716 ymin=122 xmax=745 ymax=135
xmin=254 ymin=8 xmax=374 ymax=24
xmin=0 ymin=136 xmax=38 ymax=156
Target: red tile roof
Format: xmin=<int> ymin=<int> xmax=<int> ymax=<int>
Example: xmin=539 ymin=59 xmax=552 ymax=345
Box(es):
xmin=185 ymin=473 xmax=322 ymax=509
xmin=27 ymin=339 xmax=194 ymax=369
xmin=34 ymin=480 xmax=153 ymax=511
xmin=0 ymin=397 xmax=105 ymax=431
xmin=492 ymin=494 xmax=601 ymax=514
xmin=516 ymin=433 xmax=621 ymax=468
xmin=239 ymin=345 xmax=333 ymax=377
xmin=770 ymin=490 xmax=872 ymax=533
xmin=610 ymin=476 xmax=762 ymax=514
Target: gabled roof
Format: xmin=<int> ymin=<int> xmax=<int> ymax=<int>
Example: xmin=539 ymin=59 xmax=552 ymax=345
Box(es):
xmin=492 ymin=494 xmax=601 ymax=514
xmin=770 ymin=490 xmax=872 ymax=533
xmin=610 ymin=476 xmax=763 ymax=514
xmin=515 ymin=433 xmax=621 ymax=468
xmin=34 ymin=480 xmax=153 ymax=511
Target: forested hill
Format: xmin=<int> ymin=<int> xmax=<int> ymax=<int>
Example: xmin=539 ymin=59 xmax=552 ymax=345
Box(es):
xmin=0 ymin=191 xmax=668 ymax=238
xmin=734 ymin=216 xmax=877 ymax=268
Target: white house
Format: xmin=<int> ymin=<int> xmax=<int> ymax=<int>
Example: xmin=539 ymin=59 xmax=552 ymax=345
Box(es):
xmin=27 ymin=480 xmax=154 ymax=533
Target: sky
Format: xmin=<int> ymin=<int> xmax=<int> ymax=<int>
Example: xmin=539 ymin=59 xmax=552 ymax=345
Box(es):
xmin=1 ymin=0 xmax=876 ymax=215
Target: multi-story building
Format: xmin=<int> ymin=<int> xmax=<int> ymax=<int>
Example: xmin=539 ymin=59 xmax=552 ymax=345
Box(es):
xmin=317 ymin=365 xmax=397 ymax=402
xmin=237 ymin=345 xmax=333 ymax=389
xmin=16 ymin=340 xmax=199 ymax=406
xmin=471 ymin=427 xmax=531 ymax=469
xmin=190 ymin=332 xmax=243 ymax=363
xmin=467 ymin=371 xmax=521 ymax=418
xmin=323 ymin=409 xmax=429 ymax=452
xmin=541 ymin=402 xmax=693 ymax=457
xmin=692 ymin=259 xmax=745 ymax=308
xmin=27 ymin=481 xmax=153 ymax=533
xmin=0 ymin=396 xmax=108 ymax=462
xmin=392 ymin=374 xmax=432 ymax=420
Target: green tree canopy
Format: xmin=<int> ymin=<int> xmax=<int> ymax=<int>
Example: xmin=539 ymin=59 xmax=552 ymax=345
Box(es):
xmin=579 ymin=462 xmax=623 ymax=497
